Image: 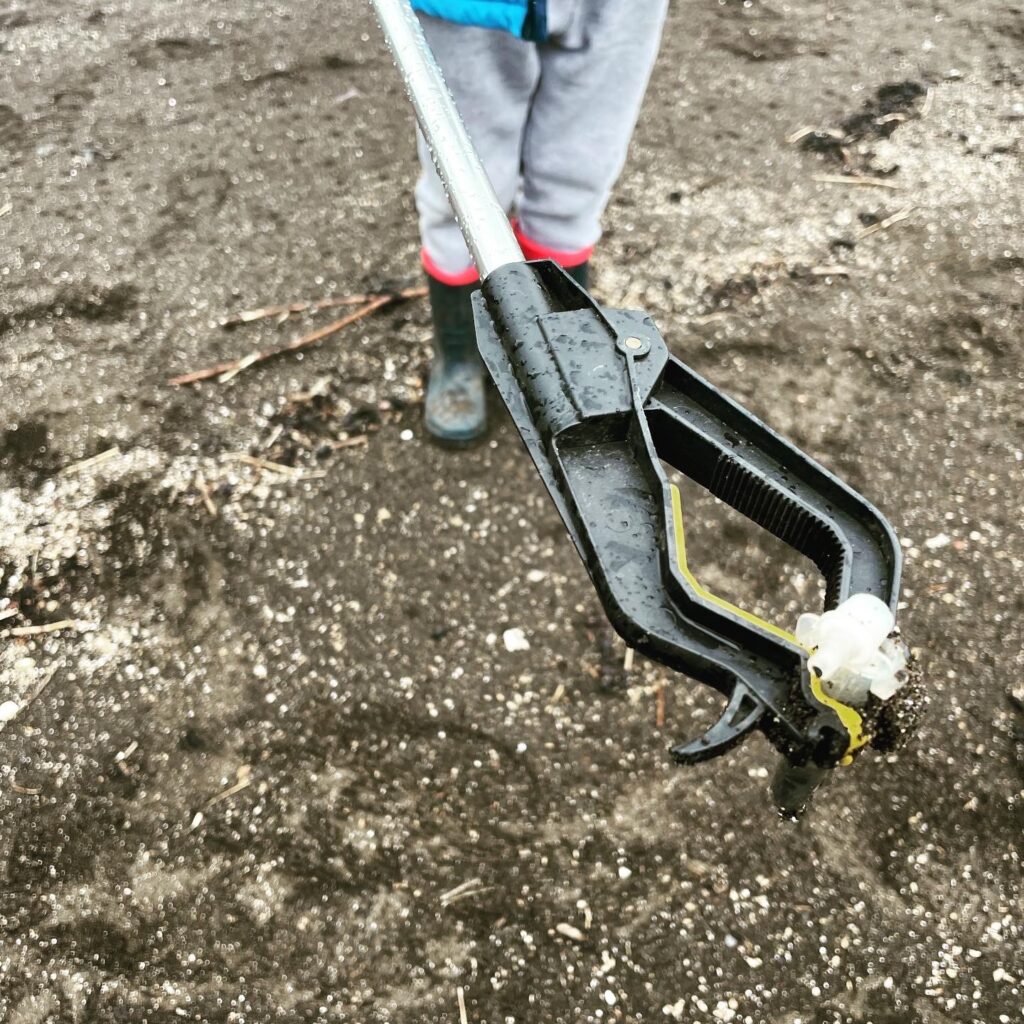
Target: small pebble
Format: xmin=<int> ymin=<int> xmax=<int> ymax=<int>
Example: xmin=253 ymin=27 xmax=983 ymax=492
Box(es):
xmin=503 ymin=627 xmax=530 ymax=652
xmin=0 ymin=700 xmax=21 ymax=723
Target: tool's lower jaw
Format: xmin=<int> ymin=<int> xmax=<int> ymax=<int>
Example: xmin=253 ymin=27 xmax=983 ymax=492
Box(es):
xmin=771 ymin=760 xmax=832 ymax=819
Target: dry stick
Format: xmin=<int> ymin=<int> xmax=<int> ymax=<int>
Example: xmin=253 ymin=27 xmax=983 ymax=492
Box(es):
xmin=457 ymin=987 xmax=469 ymax=1024
xmin=546 ymin=682 xmax=567 ymax=708
xmin=2 ymin=619 xmax=94 ymax=638
xmin=856 ymin=207 xmax=914 ymax=239
xmin=655 ymin=682 xmax=666 ymax=729
xmin=290 ymin=430 xmax=369 ymax=452
xmin=189 ymin=766 xmax=253 ymax=831
xmin=690 ymin=311 xmax=734 ymax=326
xmin=194 ymin=472 xmax=218 ymax=516
xmin=785 ymin=125 xmax=817 ymax=145
xmin=222 ymin=452 xmax=327 ymax=479
xmin=812 ymin=173 xmax=902 ymax=190
xmin=787 ymin=125 xmax=845 ymax=146
xmin=204 ymin=766 xmax=253 ymax=809
xmin=61 ymin=446 xmax=121 ymax=476
xmin=114 ymin=739 xmax=140 ymax=775
xmin=440 ymin=878 xmax=489 ymax=907
xmin=220 ymin=285 xmax=426 ymax=327
xmin=262 ymin=423 xmax=286 ymax=451
xmin=115 ymin=739 xmax=139 ymax=764
xmin=169 ymin=293 xmax=397 ymax=387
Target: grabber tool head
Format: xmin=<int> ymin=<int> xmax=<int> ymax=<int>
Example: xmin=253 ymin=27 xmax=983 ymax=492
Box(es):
xmin=473 ymin=260 xmax=918 ymax=791
xmin=367 ymin=0 xmax=922 ymax=807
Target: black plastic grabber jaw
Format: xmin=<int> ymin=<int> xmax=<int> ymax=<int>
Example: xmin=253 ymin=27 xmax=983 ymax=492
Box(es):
xmin=473 ymin=260 xmax=903 ymax=774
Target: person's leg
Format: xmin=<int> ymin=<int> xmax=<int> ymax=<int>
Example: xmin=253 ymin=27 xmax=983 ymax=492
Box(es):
xmin=415 ymin=16 xmax=539 ymax=281
xmin=414 ymin=16 xmax=539 ymax=443
xmin=515 ymin=0 xmax=668 ymax=271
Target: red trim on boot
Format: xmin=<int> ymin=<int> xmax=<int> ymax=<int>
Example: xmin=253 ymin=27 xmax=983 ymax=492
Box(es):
xmin=512 ymin=221 xmax=594 ymax=268
xmin=421 ymin=248 xmax=479 ymax=287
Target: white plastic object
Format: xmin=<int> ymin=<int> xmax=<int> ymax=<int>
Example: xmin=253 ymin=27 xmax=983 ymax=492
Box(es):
xmin=794 ymin=593 xmax=908 ymax=706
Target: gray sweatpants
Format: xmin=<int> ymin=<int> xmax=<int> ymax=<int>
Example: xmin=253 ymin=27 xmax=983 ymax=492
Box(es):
xmin=415 ymin=0 xmax=669 ymax=282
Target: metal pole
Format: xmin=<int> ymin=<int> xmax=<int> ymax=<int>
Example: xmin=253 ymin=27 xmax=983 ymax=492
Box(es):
xmin=369 ymin=0 xmax=525 ymax=278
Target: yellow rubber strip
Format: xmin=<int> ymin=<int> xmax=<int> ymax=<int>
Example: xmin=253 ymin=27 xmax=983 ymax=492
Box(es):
xmin=668 ymin=483 xmax=868 ymax=758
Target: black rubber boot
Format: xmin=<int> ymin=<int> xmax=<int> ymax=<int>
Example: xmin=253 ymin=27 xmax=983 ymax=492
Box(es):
xmin=424 ymin=276 xmax=487 ymax=444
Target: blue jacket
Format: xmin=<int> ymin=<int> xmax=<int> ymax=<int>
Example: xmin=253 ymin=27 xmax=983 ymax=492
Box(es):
xmin=412 ymin=0 xmax=547 ymax=41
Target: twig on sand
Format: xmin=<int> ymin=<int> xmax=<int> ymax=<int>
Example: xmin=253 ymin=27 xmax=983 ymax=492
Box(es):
xmin=61 ymin=446 xmax=121 ymax=476
xmin=786 ymin=125 xmax=846 ymax=146
xmin=875 ymin=112 xmax=908 ymax=128
xmin=0 ymin=607 xmax=18 ymax=623
xmin=194 ymin=472 xmax=218 ymax=516
xmin=623 ymin=646 xmax=635 ymax=673
xmin=206 ymin=766 xmax=253 ymax=807
xmin=0 ymin=201 xmax=11 ymax=218
xmin=2 ymin=619 xmax=96 ymax=638
xmin=290 ymin=429 xmax=369 ymax=452
xmin=457 ymin=987 xmax=469 ymax=1024
xmin=690 ymin=311 xmax=734 ymax=326
xmin=440 ymin=877 xmax=490 ymax=907
xmin=334 ymin=87 xmax=362 ymax=108
xmin=655 ymin=681 xmax=666 ymax=729
xmin=189 ymin=765 xmax=253 ymax=831
xmin=221 ymin=452 xmax=327 ymax=479
xmin=856 ymin=206 xmax=914 ymax=239
xmin=114 ymin=739 xmax=140 ymax=775
xmin=546 ymin=682 xmax=567 ymax=708
xmin=812 ymin=173 xmax=902 ymax=190
xmin=322 ymin=434 xmax=370 ymax=450
xmin=261 ymin=423 xmax=285 ymax=451
xmin=219 ymin=285 xmax=426 ymax=327
xmin=920 ymin=87 xmax=935 ymax=118
xmin=785 ymin=125 xmax=817 ymax=145
xmin=169 ymin=291 xmax=412 ymax=386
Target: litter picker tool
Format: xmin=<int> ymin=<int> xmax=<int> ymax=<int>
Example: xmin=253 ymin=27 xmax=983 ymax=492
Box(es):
xmin=369 ymin=0 xmax=923 ymax=813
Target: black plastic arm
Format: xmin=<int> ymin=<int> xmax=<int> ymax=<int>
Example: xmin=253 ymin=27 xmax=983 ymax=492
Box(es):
xmin=473 ymin=260 xmax=902 ymax=769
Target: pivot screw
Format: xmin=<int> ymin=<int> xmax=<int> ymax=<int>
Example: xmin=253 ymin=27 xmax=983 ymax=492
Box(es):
xmin=616 ymin=334 xmax=650 ymax=358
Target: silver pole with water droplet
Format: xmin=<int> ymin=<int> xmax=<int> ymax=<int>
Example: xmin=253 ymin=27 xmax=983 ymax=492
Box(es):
xmin=369 ymin=0 xmax=525 ymax=278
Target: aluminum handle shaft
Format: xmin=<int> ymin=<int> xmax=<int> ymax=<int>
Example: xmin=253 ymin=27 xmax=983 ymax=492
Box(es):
xmin=369 ymin=0 xmax=524 ymax=278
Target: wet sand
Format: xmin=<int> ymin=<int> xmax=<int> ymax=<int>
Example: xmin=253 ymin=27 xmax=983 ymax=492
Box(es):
xmin=1 ymin=1 xmax=1022 ymax=1020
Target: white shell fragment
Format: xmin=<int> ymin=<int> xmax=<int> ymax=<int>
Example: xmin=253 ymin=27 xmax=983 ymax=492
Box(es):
xmin=502 ymin=627 xmax=531 ymax=652
xmin=0 ymin=699 xmax=22 ymax=723
xmin=795 ymin=593 xmax=909 ymax=706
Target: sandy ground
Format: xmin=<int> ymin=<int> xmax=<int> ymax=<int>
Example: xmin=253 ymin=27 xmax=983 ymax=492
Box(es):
xmin=1 ymin=0 xmax=1022 ymax=1021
